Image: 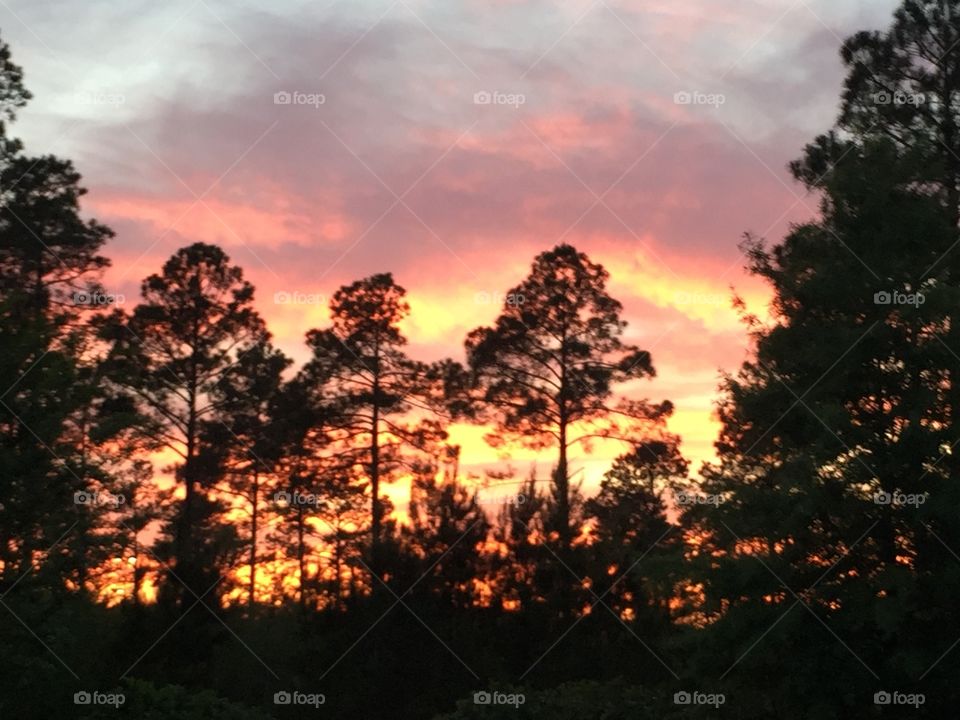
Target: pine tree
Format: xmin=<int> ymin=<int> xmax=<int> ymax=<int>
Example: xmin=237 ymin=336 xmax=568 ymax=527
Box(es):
xmin=105 ymin=243 xmax=266 ymax=607
xmin=0 ymin=30 xmax=114 ymax=595
xmin=464 ymin=244 xmax=672 ymax=608
xmin=202 ymin=338 xmax=290 ymax=608
xmin=301 ymin=273 xmax=447 ymax=579
xmin=684 ymin=4 xmax=960 ymax=715
xmin=586 ymin=441 xmax=685 ymax=625
xmin=403 ymin=448 xmax=490 ymax=610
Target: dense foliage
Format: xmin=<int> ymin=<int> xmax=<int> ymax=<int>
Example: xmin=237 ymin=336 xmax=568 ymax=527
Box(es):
xmin=3 ymin=2 xmax=960 ymax=718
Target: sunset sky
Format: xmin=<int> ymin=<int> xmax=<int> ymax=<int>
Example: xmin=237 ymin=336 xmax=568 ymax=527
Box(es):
xmin=4 ymin=0 xmax=901 ymax=496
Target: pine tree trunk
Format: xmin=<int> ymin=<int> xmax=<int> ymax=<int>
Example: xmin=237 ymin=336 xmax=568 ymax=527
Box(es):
xmin=249 ymin=469 xmax=259 ymax=608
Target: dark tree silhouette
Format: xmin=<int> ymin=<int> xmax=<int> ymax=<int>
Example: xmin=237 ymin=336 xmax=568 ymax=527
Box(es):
xmin=402 ymin=449 xmax=491 ymax=610
xmin=11 ymin=6 xmax=957 ymax=717
xmin=799 ymin=0 xmax=960 ymax=501
xmin=465 ymin=244 xmax=672 ymax=569
xmin=301 ymin=273 xmax=446 ymax=577
xmin=586 ymin=440 xmax=685 ymax=625
xmin=0 ymin=30 xmax=116 ymax=594
xmin=681 ymin=4 xmax=960 ymax=716
xmin=832 ymin=0 xmax=960 ymax=224
xmin=106 ymin=243 xmax=266 ymax=606
xmin=203 ymin=338 xmax=290 ymax=607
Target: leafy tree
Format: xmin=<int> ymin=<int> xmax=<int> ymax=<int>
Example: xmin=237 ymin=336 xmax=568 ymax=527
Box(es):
xmin=0 ymin=29 xmax=109 ymax=320
xmin=832 ymin=0 xmax=960 ymax=224
xmin=0 ymin=313 xmax=82 ymax=589
xmin=302 ymin=273 xmax=447 ymax=576
xmin=802 ymin=0 xmax=960 ymax=484
xmin=267 ymin=362 xmax=364 ymax=609
xmin=0 ymin=30 xmax=115 ymax=595
xmin=464 ymin=244 xmax=672 ymax=592
xmin=0 ymin=30 xmax=29 ymax=152
xmin=61 ymin=338 xmax=160 ymax=598
xmin=487 ymin=470 xmax=550 ymax=612
xmin=682 ymin=4 xmax=960 ymax=716
xmin=202 ymin=339 xmax=290 ymax=607
xmin=0 ymin=154 xmax=112 ymax=316
xmin=105 ymin=243 xmax=266 ymax=606
xmin=586 ymin=441 xmax=685 ymax=626
xmin=402 ymin=449 xmax=491 ymax=610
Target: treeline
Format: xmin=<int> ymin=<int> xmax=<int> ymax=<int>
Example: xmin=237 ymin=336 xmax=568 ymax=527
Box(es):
xmin=0 ymin=33 xmax=686 ymax=717
xmin=2 ymin=217 xmax=685 ymax=611
xmin=6 ymin=1 xmax=960 ymax=717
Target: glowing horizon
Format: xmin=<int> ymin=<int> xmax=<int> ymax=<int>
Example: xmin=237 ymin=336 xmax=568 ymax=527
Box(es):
xmin=3 ymin=0 xmax=902 ymax=490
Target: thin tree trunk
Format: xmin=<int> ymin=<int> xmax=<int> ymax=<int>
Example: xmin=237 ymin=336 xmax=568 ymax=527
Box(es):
xmin=557 ymin=415 xmax=570 ymax=554
xmin=371 ymin=398 xmax=380 ymax=575
xmin=297 ymin=504 xmax=307 ymax=611
xmin=176 ymin=330 xmax=200 ymax=606
xmin=334 ymin=524 xmax=343 ymax=610
xmin=370 ymin=335 xmax=382 ymax=580
xmin=557 ymin=339 xmax=571 ymax=558
xmin=133 ymin=534 xmax=143 ymax=608
xmin=248 ymin=469 xmax=259 ymax=608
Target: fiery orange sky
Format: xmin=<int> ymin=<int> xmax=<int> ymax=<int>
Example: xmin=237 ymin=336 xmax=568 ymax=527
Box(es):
xmin=4 ymin=0 xmax=903 ymax=497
